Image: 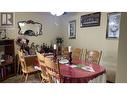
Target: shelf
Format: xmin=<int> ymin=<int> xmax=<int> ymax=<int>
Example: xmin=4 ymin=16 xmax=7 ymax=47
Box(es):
xmin=0 ymin=44 xmax=13 ymax=47
xmin=0 ymin=62 xmax=13 ymax=67
xmin=6 ymin=74 xmax=15 ymax=79
xmin=0 ymin=39 xmax=16 ymax=82
xmin=0 ymin=74 xmax=15 ymax=82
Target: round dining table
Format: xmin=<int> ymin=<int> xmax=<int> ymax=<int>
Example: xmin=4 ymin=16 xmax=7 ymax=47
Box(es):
xmin=59 ymin=60 xmax=106 ymax=83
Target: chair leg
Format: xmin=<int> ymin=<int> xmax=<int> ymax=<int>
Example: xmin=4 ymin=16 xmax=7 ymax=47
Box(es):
xmin=17 ymin=63 xmax=19 ymax=75
xmin=21 ymin=73 xmax=25 ymax=81
xmin=41 ymin=78 xmax=50 ymax=83
xmin=20 ymin=67 xmax=22 ymax=75
xmin=41 ymin=79 xmax=44 ymax=83
xmin=42 ymin=79 xmax=49 ymax=83
xmin=25 ymin=74 xmax=28 ymax=82
xmin=37 ymin=71 xmax=41 ymax=82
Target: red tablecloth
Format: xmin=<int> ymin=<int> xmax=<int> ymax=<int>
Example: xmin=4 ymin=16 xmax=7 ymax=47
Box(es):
xmin=60 ymin=60 xmax=106 ymax=83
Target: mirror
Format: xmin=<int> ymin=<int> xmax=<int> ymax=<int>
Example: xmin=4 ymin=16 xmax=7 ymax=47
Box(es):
xmin=18 ymin=20 xmax=42 ymax=36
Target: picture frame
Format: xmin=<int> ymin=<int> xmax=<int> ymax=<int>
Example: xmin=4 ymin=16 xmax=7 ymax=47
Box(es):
xmin=68 ymin=20 xmax=76 ymax=39
xmin=80 ymin=12 xmax=101 ymax=28
xmin=0 ymin=12 xmax=14 ymax=27
xmin=106 ymin=12 xmax=121 ymax=39
xmin=0 ymin=29 xmax=6 ymax=39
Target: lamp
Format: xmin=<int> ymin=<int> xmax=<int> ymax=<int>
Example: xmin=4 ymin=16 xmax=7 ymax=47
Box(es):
xmin=50 ymin=11 xmax=64 ymax=16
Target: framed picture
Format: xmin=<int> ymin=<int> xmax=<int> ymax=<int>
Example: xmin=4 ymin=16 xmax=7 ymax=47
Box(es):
xmin=68 ymin=20 xmax=76 ymax=39
xmin=80 ymin=12 xmax=101 ymax=27
xmin=106 ymin=12 xmax=121 ymax=38
xmin=0 ymin=29 xmax=6 ymax=39
xmin=0 ymin=12 xmax=14 ymax=27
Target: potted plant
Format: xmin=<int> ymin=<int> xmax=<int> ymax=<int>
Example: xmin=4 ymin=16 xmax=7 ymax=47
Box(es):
xmin=56 ymin=37 xmax=63 ymax=45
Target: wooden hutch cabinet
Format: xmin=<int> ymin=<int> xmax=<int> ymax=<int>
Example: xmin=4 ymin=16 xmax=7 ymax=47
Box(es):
xmin=0 ymin=39 xmax=16 ymax=81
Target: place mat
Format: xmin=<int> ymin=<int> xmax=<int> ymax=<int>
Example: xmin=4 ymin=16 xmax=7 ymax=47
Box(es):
xmin=75 ymin=64 xmax=85 ymax=68
xmin=59 ymin=59 xmax=69 ymax=64
xmin=70 ymin=64 xmax=77 ymax=68
xmin=71 ymin=64 xmax=95 ymax=72
xmin=81 ymin=66 xmax=95 ymax=72
xmin=65 ymin=64 xmax=84 ymax=68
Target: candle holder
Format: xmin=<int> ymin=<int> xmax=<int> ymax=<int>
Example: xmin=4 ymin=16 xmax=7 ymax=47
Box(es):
xmin=69 ymin=52 xmax=72 ymax=65
xmin=53 ymin=49 xmax=57 ymax=62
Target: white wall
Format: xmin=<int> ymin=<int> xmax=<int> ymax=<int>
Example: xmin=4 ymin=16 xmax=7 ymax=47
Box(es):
xmin=0 ymin=12 xmax=62 ymax=51
xmin=60 ymin=12 xmax=119 ymax=82
xmin=116 ymin=12 xmax=127 ymax=82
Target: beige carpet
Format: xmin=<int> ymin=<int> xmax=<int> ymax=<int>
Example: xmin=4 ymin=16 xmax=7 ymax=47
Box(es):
xmin=2 ymin=74 xmax=41 ymax=83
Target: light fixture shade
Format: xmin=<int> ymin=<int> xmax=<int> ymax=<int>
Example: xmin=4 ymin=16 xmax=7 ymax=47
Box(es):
xmin=50 ymin=11 xmax=64 ymax=16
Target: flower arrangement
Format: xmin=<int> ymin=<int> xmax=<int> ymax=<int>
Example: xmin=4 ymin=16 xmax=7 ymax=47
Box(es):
xmin=16 ymin=36 xmax=30 ymax=55
xmin=16 ymin=36 xmax=29 ymax=46
xmin=56 ymin=37 xmax=63 ymax=44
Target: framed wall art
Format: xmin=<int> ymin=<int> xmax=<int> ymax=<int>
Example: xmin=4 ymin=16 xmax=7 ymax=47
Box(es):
xmin=106 ymin=12 xmax=121 ymax=39
xmin=0 ymin=29 xmax=7 ymax=39
xmin=80 ymin=12 xmax=101 ymax=28
xmin=68 ymin=20 xmax=76 ymax=39
xmin=0 ymin=12 xmax=14 ymax=27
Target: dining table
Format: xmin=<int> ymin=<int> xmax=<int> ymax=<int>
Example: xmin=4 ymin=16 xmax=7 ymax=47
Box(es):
xmin=59 ymin=59 xmax=106 ymax=83
xmin=24 ymin=53 xmax=106 ymax=83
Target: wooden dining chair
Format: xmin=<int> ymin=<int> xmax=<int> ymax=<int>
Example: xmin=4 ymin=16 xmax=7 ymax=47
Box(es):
xmin=36 ymin=52 xmax=51 ymax=83
xmin=72 ymin=48 xmax=82 ymax=60
xmin=85 ymin=50 xmax=102 ymax=64
xmin=61 ymin=46 xmax=69 ymax=58
xmin=45 ymin=57 xmax=62 ymax=83
xmin=81 ymin=48 xmax=87 ymax=60
xmin=17 ymin=50 xmax=40 ymax=82
xmin=16 ymin=54 xmax=22 ymax=75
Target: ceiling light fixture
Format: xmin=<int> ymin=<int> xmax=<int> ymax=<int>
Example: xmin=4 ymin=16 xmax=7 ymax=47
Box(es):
xmin=50 ymin=11 xmax=64 ymax=16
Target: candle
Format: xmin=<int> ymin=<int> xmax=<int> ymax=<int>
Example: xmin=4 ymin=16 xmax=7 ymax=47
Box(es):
xmin=68 ymin=46 xmax=71 ymax=52
xmin=54 ymin=44 xmax=56 ymax=50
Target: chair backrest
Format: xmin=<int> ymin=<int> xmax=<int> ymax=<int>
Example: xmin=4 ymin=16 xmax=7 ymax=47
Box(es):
xmin=85 ymin=50 xmax=102 ymax=64
xmin=72 ymin=48 xmax=82 ymax=60
xmin=36 ymin=52 xmax=46 ymax=73
xmin=36 ymin=52 xmax=45 ymax=66
xmin=36 ymin=52 xmax=51 ymax=83
xmin=61 ymin=46 xmax=69 ymax=58
xmin=81 ymin=48 xmax=87 ymax=60
xmin=17 ymin=50 xmax=27 ymax=72
xmin=45 ymin=57 xmax=61 ymax=83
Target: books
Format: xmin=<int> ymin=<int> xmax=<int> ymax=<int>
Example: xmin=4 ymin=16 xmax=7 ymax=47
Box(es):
xmin=0 ymin=64 xmax=14 ymax=81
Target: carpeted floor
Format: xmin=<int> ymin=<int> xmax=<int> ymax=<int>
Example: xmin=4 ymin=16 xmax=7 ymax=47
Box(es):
xmin=2 ymin=74 xmax=41 ymax=83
